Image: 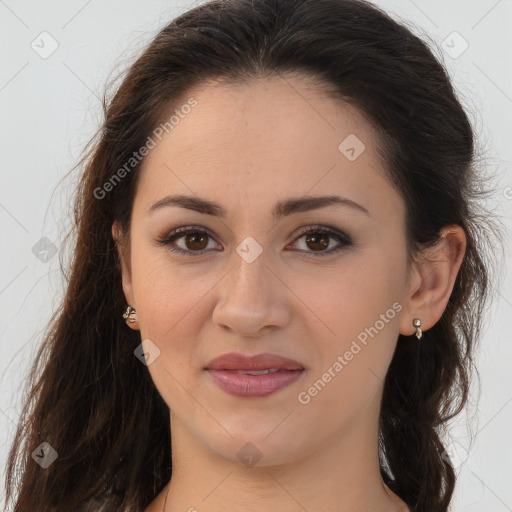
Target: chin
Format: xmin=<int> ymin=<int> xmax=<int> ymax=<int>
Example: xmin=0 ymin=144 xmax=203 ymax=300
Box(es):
xmin=199 ymin=421 xmax=310 ymax=469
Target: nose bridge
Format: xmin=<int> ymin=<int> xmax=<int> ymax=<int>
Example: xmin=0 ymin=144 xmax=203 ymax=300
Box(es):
xmin=212 ymin=243 xmax=290 ymax=335
xmin=225 ymin=215 xmax=273 ymax=298
xmin=226 ymin=245 xmax=274 ymax=311
xmin=231 ymin=247 xmax=269 ymax=297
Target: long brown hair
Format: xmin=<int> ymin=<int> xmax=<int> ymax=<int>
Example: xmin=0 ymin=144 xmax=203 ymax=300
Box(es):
xmin=4 ymin=1 xmax=500 ymax=511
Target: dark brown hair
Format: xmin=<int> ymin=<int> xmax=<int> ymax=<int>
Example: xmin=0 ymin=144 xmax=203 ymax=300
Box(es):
xmin=4 ymin=1 xmax=500 ymax=511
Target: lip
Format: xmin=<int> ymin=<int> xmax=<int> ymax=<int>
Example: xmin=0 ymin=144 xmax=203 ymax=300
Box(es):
xmin=205 ymin=352 xmax=304 ymax=371
xmin=204 ymin=352 xmax=305 ymax=398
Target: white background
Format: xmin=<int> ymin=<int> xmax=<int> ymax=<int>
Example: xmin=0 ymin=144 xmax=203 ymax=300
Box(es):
xmin=1 ymin=1 xmax=511 ymax=510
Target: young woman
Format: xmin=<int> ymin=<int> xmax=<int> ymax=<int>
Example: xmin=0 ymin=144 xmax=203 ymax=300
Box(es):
xmin=4 ymin=0 xmax=497 ymax=511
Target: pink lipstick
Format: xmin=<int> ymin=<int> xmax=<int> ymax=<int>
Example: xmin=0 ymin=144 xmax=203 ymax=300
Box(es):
xmin=204 ymin=352 xmax=305 ymax=398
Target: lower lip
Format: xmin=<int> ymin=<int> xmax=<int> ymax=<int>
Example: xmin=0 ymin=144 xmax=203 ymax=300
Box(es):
xmin=205 ymin=369 xmax=305 ymax=398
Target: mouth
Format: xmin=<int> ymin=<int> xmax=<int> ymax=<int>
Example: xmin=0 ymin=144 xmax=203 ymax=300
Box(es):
xmin=205 ymin=352 xmax=304 ymax=371
xmin=204 ymin=352 xmax=305 ymax=398
xmin=220 ymin=368 xmax=284 ymax=375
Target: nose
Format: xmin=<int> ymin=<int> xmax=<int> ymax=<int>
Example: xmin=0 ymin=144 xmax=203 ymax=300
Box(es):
xmin=212 ymin=250 xmax=291 ymax=337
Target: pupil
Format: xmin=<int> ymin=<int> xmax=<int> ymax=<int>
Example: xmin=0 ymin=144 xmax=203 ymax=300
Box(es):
xmin=306 ymin=233 xmax=329 ymax=251
xmin=186 ymin=232 xmax=208 ymax=250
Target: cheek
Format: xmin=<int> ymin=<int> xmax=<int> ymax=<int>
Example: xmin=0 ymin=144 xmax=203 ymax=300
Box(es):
xmin=129 ymin=249 xmax=214 ymax=412
xmin=298 ymin=250 xmax=406 ymax=387
xmin=293 ymin=304 xmax=402 ymax=431
xmin=129 ymin=246 xmax=213 ymax=356
xmin=131 ymin=242 xmax=201 ymax=315
xmin=302 ymin=251 xmax=404 ymax=335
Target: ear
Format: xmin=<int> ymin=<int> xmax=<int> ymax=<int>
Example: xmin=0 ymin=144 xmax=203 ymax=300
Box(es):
xmin=112 ymin=221 xmax=136 ymax=309
xmin=399 ymin=224 xmax=467 ymax=336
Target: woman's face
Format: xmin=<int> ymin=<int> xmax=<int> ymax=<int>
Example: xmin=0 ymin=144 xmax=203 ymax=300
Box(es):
xmin=119 ymin=75 xmax=415 ymax=466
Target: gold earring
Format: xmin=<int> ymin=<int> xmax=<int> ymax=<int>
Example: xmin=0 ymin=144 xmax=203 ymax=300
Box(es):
xmin=123 ymin=306 xmax=139 ymax=329
xmin=413 ymin=318 xmax=422 ymax=340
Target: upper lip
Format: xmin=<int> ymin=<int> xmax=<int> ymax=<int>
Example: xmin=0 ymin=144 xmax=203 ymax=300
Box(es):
xmin=205 ymin=352 xmax=304 ymax=371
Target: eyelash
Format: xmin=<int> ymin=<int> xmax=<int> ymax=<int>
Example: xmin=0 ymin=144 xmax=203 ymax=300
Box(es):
xmin=156 ymin=225 xmax=352 ymax=258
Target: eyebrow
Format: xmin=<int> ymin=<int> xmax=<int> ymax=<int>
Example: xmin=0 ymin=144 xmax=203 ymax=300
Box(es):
xmin=148 ymin=194 xmax=369 ymax=219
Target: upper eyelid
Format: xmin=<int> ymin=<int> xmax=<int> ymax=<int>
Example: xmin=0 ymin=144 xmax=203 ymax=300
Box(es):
xmin=292 ymin=224 xmax=350 ymax=238
xmin=160 ymin=224 xmax=350 ymax=250
xmin=162 ymin=225 xmax=220 ymax=243
xmin=163 ymin=224 xmax=346 ymax=239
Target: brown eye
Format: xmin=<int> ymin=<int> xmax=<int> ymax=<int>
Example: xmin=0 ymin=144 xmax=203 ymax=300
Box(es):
xmin=157 ymin=226 xmax=222 ymax=256
xmin=158 ymin=225 xmax=351 ymax=257
xmin=304 ymin=232 xmax=330 ymax=252
xmin=288 ymin=226 xmax=352 ymax=256
xmin=184 ymin=231 xmax=209 ymax=251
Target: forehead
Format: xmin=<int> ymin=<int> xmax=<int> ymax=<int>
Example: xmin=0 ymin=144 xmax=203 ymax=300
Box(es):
xmin=157 ymin=75 xmax=378 ymax=161
xmin=135 ymin=74 xmax=402 ymax=221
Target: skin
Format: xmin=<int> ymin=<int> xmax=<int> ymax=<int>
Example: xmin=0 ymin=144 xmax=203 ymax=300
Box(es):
xmin=114 ymin=74 xmax=466 ymax=512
